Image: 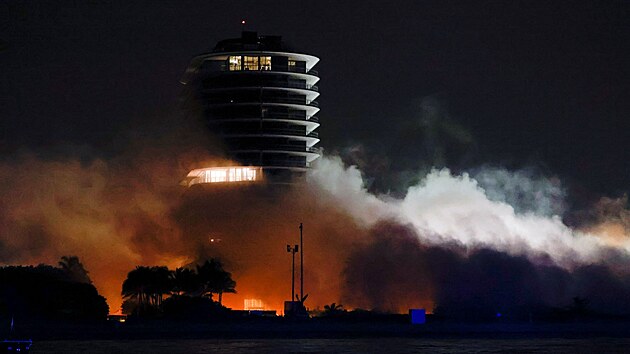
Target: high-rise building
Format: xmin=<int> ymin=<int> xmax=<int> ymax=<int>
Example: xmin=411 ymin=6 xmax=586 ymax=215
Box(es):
xmin=181 ymin=32 xmax=320 ymax=185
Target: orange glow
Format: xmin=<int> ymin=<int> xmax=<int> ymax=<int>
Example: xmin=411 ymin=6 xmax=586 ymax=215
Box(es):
xmin=244 ymin=298 xmax=264 ymax=310
xmin=0 ymin=152 xmax=434 ymax=317
xmin=183 ymin=166 xmax=262 ymax=186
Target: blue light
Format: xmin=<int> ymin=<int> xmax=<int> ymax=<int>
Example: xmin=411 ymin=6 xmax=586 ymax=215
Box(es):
xmin=496 ymin=312 xmax=502 ymax=318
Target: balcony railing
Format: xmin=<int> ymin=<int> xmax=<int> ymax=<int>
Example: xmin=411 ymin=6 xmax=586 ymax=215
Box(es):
xmin=307 ymin=146 xmax=322 ymax=154
xmin=206 ymin=112 xmax=319 ymax=123
xmin=209 ymin=113 xmax=318 ymax=123
xmin=220 ymin=128 xmax=312 ymax=137
xmin=204 ymin=80 xmax=319 ymax=92
xmin=230 ymin=144 xmax=320 ymax=154
xmin=206 ymin=96 xmax=319 ymax=107
xmin=215 ymin=65 xmax=318 ymax=76
xmin=262 ymin=160 xmax=308 ymax=168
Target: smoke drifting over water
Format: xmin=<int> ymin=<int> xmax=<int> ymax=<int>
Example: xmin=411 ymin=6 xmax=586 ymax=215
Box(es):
xmin=1 ymin=148 xmax=629 ymax=315
xmin=312 ymin=157 xmax=630 ymax=314
xmin=312 ymin=157 xmax=629 ymax=264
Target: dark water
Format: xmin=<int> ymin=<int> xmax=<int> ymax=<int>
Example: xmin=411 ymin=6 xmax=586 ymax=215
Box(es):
xmin=31 ymin=338 xmax=630 ymax=353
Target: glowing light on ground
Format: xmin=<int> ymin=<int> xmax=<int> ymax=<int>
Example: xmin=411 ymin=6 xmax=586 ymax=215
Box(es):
xmin=244 ymin=298 xmax=265 ymax=311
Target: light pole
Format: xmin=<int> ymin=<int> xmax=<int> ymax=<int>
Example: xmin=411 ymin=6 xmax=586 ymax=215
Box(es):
xmin=299 ymin=223 xmax=303 ymax=302
xmin=287 ymin=244 xmax=299 ymax=303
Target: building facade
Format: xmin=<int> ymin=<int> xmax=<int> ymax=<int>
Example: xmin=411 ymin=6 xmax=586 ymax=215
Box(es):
xmin=181 ymin=32 xmax=321 ymax=184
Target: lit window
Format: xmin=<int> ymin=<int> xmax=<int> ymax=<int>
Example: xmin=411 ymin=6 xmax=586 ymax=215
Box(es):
xmin=210 ymin=169 xmax=227 ymax=183
xmin=288 ymin=60 xmax=296 ymax=72
xmin=185 ymin=167 xmax=262 ymax=186
xmin=243 ymin=56 xmax=258 ymax=70
xmin=245 ymin=168 xmax=257 ymax=181
xmin=229 ymin=56 xmax=241 ymax=71
xmin=260 ymin=56 xmax=271 ymax=71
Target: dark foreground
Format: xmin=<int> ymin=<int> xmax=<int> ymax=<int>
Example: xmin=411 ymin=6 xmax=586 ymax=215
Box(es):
xmin=7 ymin=318 xmax=630 ymax=354
xmin=9 ymin=318 xmax=630 ymax=340
xmin=6 ymin=318 xmax=630 ymax=353
xmin=30 ymin=337 xmax=630 ymax=354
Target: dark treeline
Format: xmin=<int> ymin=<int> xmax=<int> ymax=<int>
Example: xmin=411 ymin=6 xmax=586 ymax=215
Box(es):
xmin=121 ymin=259 xmax=236 ymax=320
xmin=0 ymin=256 xmax=108 ymax=321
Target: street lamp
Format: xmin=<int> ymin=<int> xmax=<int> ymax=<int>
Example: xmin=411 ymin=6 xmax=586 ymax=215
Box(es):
xmin=299 ymin=223 xmax=303 ymax=303
xmin=287 ymin=244 xmax=299 ymax=303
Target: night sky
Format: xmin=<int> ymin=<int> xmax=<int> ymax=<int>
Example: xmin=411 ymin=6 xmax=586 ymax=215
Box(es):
xmin=2 ymin=0 xmax=628 ymax=199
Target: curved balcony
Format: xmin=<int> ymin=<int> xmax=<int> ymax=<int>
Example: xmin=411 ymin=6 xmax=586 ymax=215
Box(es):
xmin=200 ymin=51 xmax=319 ymax=69
xmin=252 ymin=112 xmax=318 ymax=122
xmin=211 ymin=119 xmax=319 ymax=130
xmin=223 ymin=134 xmax=319 ymax=147
xmin=210 ymin=64 xmax=318 ymax=77
xmin=203 ymin=87 xmax=319 ymax=101
xmin=205 ymin=67 xmax=320 ymax=86
xmin=209 ymin=117 xmax=319 ymax=132
xmin=206 ymin=95 xmax=319 ymax=107
xmin=262 ymin=160 xmax=309 ymax=168
xmin=231 ymin=145 xmax=321 ymax=162
xmin=182 ymin=50 xmax=320 ymax=85
xmin=204 ymin=81 xmax=319 ymax=93
xmin=218 ymin=127 xmax=315 ymax=137
xmin=206 ymin=101 xmax=320 ymax=117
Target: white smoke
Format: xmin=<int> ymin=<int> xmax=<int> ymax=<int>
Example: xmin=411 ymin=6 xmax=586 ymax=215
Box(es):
xmin=472 ymin=166 xmax=566 ymax=217
xmin=309 ymin=155 xmax=630 ymax=269
xmin=308 ymin=155 xmax=398 ymax=225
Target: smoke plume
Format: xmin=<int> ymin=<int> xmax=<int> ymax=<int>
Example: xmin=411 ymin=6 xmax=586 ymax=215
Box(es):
xmin=1 ymin=140 xmax=629 ymax=315
xmin=311 ymin=156 xmax=630 ymax=315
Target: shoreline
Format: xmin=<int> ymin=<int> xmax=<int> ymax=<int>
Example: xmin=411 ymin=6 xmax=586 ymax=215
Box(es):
xmin=9 ymin=319 xmax=630 ymax=341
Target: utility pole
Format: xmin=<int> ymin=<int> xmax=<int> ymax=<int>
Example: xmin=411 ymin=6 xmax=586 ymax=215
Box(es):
xmin=299 ymin=223 xmax=304 ymax=302
xmin=287 ymin=244 xmax=299 ymax=303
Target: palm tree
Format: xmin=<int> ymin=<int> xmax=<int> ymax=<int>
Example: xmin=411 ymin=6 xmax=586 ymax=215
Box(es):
xmin=58 ymin=256 xmax=91 ymax=284
xmin=172 ymin=267 xmax=200 ymax=296
xmin=122 ymin=266 xmax=153 ymax=315
xmin=323 ymin=303 xmax=345 ymax=315
xmin=147 ymin=266 xmax=172 ymax=308
xmin=196 ymin=259 xmax=236 ymax=304
xmin=212 ymin=270 xmax=236 ymax=305
xmin=121 ymin=266 xmax=173 ymax=315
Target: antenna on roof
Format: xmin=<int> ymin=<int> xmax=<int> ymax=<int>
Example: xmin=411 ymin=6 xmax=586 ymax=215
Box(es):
xmin=241 ymin=19 xmax=246 ymax=33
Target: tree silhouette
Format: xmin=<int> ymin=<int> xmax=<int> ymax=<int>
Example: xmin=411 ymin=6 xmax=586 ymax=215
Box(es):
xmin=214 ymin=269 xmax=236 ymax=305
xmin=172 ymin=267 xmax=200 ymax=296
xmin=121 ymin=259 xmax=237 ymax=317
xmin=121 ymin=266 xmax=173 ymax=315
xmin=196 ymin=259 xmax=236 ymax=304
xmin=122 ymin=266 xmax=151 ymax=315
xmin=148 ymin=266 xmax=172 ymax=308
xmin=0 ymin=263 xmax=108 ymax=320
xmin=323 ymin=302 xmax=345 ymax=316
xmin=58 ymin=256 xmax=92 ymax=284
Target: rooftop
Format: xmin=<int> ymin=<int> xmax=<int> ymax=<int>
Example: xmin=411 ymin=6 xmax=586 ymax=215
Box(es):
xmin=213 ymin=31 xmax=292 ymax=53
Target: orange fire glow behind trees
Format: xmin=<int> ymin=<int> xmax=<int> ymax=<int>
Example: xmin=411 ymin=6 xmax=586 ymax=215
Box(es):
xmin=1 ymin=142 xmax=628 ymax=314
xmin=0 ymin=145 xmax=433 ymax=314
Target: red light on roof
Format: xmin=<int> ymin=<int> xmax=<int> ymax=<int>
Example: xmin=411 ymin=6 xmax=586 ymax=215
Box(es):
xmin=241 ymin=20 xmax=246 ymax=24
